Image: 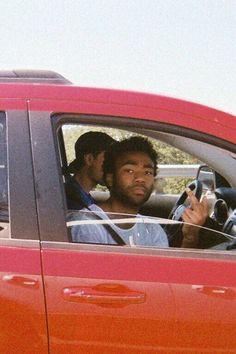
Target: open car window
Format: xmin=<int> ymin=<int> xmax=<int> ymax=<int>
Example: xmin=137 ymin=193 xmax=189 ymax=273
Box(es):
xmin=53 ymin=119 xmax=236 ymax=252
xmin=61 ymin=124 xmax=202 ymax=195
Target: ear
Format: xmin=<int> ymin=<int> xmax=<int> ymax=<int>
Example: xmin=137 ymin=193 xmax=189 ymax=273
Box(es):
xmin=105 ymin=173 xmax=113 ymax=188
xmin=84 ymin=153 xmax=94 ymax=166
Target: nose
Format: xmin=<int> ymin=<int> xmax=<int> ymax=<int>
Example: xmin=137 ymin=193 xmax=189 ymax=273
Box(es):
xmin=134 ymin=171 xmax=146 ymax=183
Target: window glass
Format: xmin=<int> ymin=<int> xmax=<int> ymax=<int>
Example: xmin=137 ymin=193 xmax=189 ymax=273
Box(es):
xmin=56 ymin=121 xmax=236 ymax=252
xmin=0 ymin=112 xmax=9 ymax=238
xmin=67 ymin=210 xmax=232 ymax=251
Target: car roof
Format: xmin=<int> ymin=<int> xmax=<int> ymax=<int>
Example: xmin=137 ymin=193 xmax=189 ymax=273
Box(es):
xmin=0 ymin=70 xmax=235 ymax=144
xmin=0 ymin=69 xmax=233 ymax=117
xmin=0 ymin=80 xmax=234 ymax=118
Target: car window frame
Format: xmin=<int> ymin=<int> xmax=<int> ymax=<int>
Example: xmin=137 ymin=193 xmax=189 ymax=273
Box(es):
xmin=28 ymin=110 xmax=236 ymax=259
xmin=6 ymin=109 xmax=39 ymax=240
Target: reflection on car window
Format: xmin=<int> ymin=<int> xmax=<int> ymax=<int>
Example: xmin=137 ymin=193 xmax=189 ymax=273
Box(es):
xmin=0 ymin=112 xmax=9 ymax=238
xmin=67 ymin=210 xmax=232 ymax=251
xmin=67 ymin=209 xmax=169 ymax=247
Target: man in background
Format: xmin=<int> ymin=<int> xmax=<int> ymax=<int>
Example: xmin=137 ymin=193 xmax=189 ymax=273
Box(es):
xmin=65 ymin=131 xmax=115 ymax=210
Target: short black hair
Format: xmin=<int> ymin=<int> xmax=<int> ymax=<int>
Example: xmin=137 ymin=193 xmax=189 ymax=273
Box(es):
xmin=68 ymin=132 xmax=115 ymax=172
xmin=103 ymin=136 xmax=158 ymax=177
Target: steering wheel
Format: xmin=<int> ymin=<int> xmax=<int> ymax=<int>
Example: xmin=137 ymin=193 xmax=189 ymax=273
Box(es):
xmin=168 ymin=180 xmax=203 ymax=221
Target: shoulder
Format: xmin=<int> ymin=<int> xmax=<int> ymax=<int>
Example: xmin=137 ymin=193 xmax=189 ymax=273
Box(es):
xmin=88 ymin=204 xmax=108 ymax=218
xmin=67 ymin=204 xmax=106 ymax=221
xmin=67 ymin=208 xmax=91 ymax=221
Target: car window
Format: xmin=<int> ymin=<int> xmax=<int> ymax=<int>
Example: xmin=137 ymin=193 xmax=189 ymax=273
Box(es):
xmin=53 ymin=118 xmax=236 ymax=253
xmin=61 ymin=124 xmax=200 ymax=194
xmin=0 ymin=112 xmax=9 ymax=238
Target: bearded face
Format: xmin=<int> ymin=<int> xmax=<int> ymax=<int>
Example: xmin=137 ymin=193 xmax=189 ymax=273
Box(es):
xmin=107 ymin=151 xmax=155 ymax=209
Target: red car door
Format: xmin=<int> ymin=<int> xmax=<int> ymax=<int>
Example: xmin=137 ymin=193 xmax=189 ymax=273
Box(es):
xmin=0 ymin=105 xmax=48 ymax=353
xmin=41 ymin=245 xmax=175 ymax=354
xmin=41 ymin=242 xmax=236 ymax=353
xmin=28 ymin=110 xmax=175 ymax=353
xmin=170 ymin=254 xmax=236 ymax=352
xmin=28 ymin=93 xmax=236 ymax=353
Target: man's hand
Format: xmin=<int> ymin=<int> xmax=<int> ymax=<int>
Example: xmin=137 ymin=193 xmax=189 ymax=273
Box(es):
xmin=181 ymin=187 xmax=209 ymax=248
xmin=182 ymin=187 xmax=209 ymax=226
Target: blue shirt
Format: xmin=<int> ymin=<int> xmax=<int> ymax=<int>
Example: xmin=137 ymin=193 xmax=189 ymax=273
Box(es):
xmin=67 ymin=204 xmax=169 ymax=247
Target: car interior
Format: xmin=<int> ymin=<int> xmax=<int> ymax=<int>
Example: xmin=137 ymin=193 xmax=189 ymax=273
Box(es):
xmin=56 ymin=118 xmax=236 ymax=251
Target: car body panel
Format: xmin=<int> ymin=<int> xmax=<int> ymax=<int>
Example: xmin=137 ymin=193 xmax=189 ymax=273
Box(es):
xmin=0 ymin=83 xmax=233 ymax=142
xmin=0 ymin=102 xmax=48 ymax=352
xmin=42 ymin=246 xmax=175 ymax=353
xmin=41 ymin=244 xmax=236 ymax=353
xmin=0 ymin=242 xmax=48 ymax=353
xmin=0 ymin=98 xmax=26 ymax=110
xmin=29 ymin=89 xmax=235 ymax=144
xmin=0 ymin=80 xmax=235 ymax=352
xmin=27 ymin=93 xmax=236 ymax=353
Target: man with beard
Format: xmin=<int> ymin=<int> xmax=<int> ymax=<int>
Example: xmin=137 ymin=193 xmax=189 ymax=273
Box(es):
xmin=69 ymin=136 xmax=208 ymax=247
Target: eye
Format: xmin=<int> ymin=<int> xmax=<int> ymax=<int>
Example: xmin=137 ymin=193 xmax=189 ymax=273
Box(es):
xmin=122 ymin=168 xmax=134 ymax=174
xmin=145 ymin=170 xmax=154 ymax=176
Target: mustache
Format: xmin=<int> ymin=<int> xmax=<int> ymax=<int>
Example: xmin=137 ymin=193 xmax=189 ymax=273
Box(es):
xmin=130 ymin=184 xmax=152 ymax=193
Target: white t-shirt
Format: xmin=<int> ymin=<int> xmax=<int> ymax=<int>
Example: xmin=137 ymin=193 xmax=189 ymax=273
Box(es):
xmin=68 ymin=204 xmax=169 ymax=247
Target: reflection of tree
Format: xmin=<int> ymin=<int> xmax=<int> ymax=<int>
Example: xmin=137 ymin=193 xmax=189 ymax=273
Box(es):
xmin=63 ymin=125 xmax=132 ymax=163
xmin=62 ymin=125 xmax=201 ymax=194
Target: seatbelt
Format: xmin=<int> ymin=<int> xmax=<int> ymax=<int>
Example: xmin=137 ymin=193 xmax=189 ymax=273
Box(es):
xmin=87 ymin=207 xmax=126 ymax=246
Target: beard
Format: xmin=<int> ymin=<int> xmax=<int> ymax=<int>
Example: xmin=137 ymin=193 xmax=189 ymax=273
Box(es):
xmin=110 ymin=179 xmax=153 ymax=209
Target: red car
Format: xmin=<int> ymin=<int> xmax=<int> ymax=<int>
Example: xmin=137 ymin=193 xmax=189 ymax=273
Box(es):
xmin=0 ymin=70 xmax=236 ymax=353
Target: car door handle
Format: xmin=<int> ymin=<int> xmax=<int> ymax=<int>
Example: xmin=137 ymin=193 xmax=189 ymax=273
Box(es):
xmin=2 ymin=275 xmax=39 ymax=288
xmin=63 ymin=284 xmax=146 ymax=307
xmin=192 ymin=285 xmax=236 ymax=300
